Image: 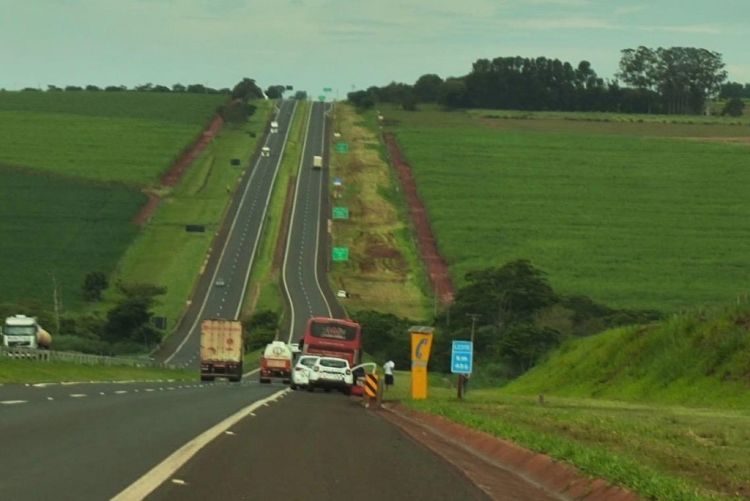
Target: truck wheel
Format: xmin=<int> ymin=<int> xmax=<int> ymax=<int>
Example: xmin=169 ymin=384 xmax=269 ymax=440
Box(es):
xmin=307 ymin=386 xmax=314 ymax=392
xmin=201 ymin=376 xmax=214 ymax=382
xmin=259 ymin=378 xmax=270 ymax=384
xmin=290 ymin=383 xmax=297 ymax=390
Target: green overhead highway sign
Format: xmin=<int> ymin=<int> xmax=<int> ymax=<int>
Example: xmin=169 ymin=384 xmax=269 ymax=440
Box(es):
xmin=332 ymin=207 xmax=349 ymax=220
xmin=318 ymin=95 xmax=326 ymax=102
xmin=332 ymin=247 xmax=349 ymax=262
xmin=335 ymin=142 xmax=349 ymax=153
xmin=323 ymin=87 xmax=332 ymax=92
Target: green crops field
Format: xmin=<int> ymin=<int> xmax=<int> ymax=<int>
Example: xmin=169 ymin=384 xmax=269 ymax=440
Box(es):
xmin=0 ymin=91 xmax=226 ymax=185
xmin=0 ymin=166 xmax=144 ymax=308
xmin=380 ymin=106 xmax=750 ymax=311
xmin=0 ymin=91 xmax=226 ymax=309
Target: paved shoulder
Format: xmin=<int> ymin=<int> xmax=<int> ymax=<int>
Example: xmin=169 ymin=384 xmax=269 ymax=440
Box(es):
xmin=148 ymin=391 xmax=489 ymax=500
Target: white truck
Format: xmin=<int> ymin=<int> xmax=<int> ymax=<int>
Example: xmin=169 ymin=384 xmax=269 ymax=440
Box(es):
xmin=312 ymin=155 xmax=323 ymax=169
xmin=270 ymin=120 xmax=279 ymax=133
xmin=2 ymin=315 xmax=52 ymax=349
xmin=259 ymin=341 xmax=293 ymax=384
xmin=200 ymin=319 xmax=244 ymax=382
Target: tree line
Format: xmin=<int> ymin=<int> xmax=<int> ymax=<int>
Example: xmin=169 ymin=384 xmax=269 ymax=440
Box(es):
xmin=353 ymin=260 xmax=661 ymax=382
xmin=349 ymin=46 xmax=746 ymax=116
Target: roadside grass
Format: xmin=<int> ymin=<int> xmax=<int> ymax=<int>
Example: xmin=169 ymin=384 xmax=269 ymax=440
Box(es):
xmin=0 ymin=358 xmax=193 ymax=383
xmin=380 ymin=105 xmax=750 ymax=311
xmin=100 ymin=101 xmax=273 ymax=330
xmin=0 ymin=92 xmax=225 ymax=186
xmin=389 ymin=371 xmax=749 ymax=500
xmin=0 ymin=166 xmax=144 ymax=309
xmin=241 ymin=100 xmax=310 ymax=326
xmin=328 ymin=104 xmax=430 ymax=319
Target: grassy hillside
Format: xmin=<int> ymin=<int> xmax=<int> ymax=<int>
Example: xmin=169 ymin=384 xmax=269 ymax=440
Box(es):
xmin=504 ymin=302 xmax=750 ymax=408
xmin=381 ymin=106 xmax=750 ymax=311
xmin=0 ymin=91 xmax=226 ymax=311
xmin=0 ymin=91 xmax=225 ymax=185
xmin=105 ymin=101 xmax=273 ymax=330
xmin=0 ymin=166 xmax=144 ymax=308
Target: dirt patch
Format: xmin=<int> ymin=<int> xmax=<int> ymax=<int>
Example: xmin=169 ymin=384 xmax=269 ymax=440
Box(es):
xmin=382 ymin=132 xmax=455 ymax=304
xmin=131 ymin=114 xmax=225 ymax=225
xmin=382 ymin=403 xmax=641 ymax=501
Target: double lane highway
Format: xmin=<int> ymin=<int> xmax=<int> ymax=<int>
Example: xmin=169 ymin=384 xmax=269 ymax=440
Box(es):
xmin=160 ymin=99 xmax=297 ymax=367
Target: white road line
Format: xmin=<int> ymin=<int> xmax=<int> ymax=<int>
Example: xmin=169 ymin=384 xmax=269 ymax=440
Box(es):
xmin=69 ymin=394 xmax=87 ymax=398
xmin=312 ymin=102 xmax=333 ymax=318
xmin=282 ymin=102 xmax=314 ymax=342
xmin=1 ymin=400 xmax=27 ymax=405
xmin=114 ymin=390 xmax=128 ymax=395
xmin=112 ymin=389 xmax=288 ymax=501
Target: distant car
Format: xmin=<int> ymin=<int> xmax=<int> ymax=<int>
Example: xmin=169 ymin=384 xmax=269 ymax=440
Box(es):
xmin=336 ymin=289 xmax=347 ymax=298
xmin=215 ymin=278 xmax=226 ymax=287
xmin=291 ymin=355 xmax=319 ymax=390
xmin=261 ymin=146 xmax=271 ymax=157
xmin=307 ymin=357 xmax=353 ymax=394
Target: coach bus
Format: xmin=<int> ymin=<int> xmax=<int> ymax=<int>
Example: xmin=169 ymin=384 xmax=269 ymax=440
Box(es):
xmin=301 ymin=317 xmax=362 ymax=367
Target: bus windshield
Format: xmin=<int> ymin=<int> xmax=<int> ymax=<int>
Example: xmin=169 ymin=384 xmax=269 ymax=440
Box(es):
xmin=4 ymin=326 xmax=35 ymax=336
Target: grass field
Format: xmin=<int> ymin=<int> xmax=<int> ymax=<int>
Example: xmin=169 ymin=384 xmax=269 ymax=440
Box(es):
xmin=0 ymin=91 xmax=225 ymax=186
xmin=104 ymin=101 xmax=273 ymax=330
xmin=0 ymin=358 xmax=193 ymax=383
xmin=328 ymin=104 xmax=429 ymax=319
xmin=392 ymin=376 xmax=749 ymax=500
xmin=0 ymin=166 xmax=144 ymax=309
xmin=380 ymin=105 xmax=750 ymax=311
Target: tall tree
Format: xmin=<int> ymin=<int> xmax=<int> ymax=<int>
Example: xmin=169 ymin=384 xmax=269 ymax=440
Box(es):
xmin=413 ymin=74 xmax=443 ymax=102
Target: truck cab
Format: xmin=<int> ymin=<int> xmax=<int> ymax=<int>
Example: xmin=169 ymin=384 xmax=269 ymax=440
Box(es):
xmin=2 ymin=315 xmax=52 ymax=349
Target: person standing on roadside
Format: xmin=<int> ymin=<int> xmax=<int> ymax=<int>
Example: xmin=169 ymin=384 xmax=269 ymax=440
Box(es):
xmin=383 ymin=360 xmax=395 ymax=389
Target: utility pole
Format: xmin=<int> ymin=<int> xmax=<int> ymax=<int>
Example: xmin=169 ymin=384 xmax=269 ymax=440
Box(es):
xmin=51 ymin=274 xmax=61 ymax=334
xmin=466 ymin=313 xmax=480 ymax=344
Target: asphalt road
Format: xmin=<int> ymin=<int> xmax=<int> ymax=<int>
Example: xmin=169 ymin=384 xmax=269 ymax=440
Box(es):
xmin=0 ymin=380 xmax=280 ymax=500
xmin=159 ymin=99 xmax=297 ymax=367
xmin=147 ymin=391 xmax=489 ymax=501
xmin=282 ymin=101 xmax=345 ymax=343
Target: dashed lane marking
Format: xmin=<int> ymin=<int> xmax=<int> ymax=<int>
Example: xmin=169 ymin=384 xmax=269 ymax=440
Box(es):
xmin=69 ymin=394 xmax=87 ymax=398
xmin=1 ymin=400 xmax=27 ymax=405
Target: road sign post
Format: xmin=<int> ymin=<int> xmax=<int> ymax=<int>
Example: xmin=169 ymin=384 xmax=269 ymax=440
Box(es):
xmin=332 ymin=247 xmax=349 ymax=262
xmin=451 ymin=340 xmax=473 ymax=399
xmin=332 ymin=207 xmax=349 ymax=220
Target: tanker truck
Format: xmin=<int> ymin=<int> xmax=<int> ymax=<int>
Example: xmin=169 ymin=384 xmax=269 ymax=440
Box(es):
xmin=2 ymin=315 xmax=52 ymax=349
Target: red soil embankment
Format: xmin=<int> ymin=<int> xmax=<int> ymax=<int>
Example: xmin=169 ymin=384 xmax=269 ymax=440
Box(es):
xmin=383 ymin=132 xmax=454 ymax=305
xmin=132 ymin=115 xmax=225 ymax=225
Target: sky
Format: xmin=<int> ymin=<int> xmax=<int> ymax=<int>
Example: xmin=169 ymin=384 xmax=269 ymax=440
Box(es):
xmin=1 ymin=0 xmax=748 ymax=96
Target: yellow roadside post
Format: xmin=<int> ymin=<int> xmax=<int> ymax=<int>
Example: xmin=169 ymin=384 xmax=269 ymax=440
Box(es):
xmin=364 ymin=373 xmax=378 ymax=408
xmin=409 ymin=326 xmax=434 ymax=400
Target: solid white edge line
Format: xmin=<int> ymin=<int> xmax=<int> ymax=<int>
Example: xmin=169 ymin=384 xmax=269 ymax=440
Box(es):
xmin=233 ymin=100 xmax=297 ymax=318
xmin=112 ymin=389 xmax=289 ymax=501
xmin=312 ymin=102 xmax=333 ymax=318
xmin=282 ymin=101 xmax=314 ymax=343
xmin=165 ymin=101 xmax=294 ymax=364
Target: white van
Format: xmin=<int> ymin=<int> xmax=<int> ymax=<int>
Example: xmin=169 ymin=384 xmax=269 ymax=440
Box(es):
xmin=312 ymin=155 xmax=323 ymax=169
xmin=261 ymin=146 xmax=271 ymax=157
xmin=270 ymin=121 xmax=279 ymax=133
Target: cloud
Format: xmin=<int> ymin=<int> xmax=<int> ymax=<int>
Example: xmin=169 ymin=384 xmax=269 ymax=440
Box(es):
xmin=614 ymin=5 xmax=646 ymax=16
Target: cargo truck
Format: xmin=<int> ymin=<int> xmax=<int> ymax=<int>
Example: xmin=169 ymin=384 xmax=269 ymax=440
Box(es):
xmin=200 ymin=319 xmax=244 ymax=382
xmin=270 ymin=120 xmax=279 ymax=133
xmin=259 ymin=341 xmax=293 ymax=384
xmin=312 ymin=155 xmax=323 ymax=169
xmin=2 ymin=315 xmax=52 ymax=349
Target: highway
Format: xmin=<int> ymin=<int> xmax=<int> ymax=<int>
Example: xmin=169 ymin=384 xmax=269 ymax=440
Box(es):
xmin=0 ymin=99 xmax=552 ymax=500
xmin=158 ymin=99 xmax=297 ymax=368
xmin=282 ymin=101 xmax=345 ymax=343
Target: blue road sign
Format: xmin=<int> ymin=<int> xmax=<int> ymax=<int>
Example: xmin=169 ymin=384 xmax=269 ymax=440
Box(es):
xmin=450 ymin=340 xmax=473 ymax=374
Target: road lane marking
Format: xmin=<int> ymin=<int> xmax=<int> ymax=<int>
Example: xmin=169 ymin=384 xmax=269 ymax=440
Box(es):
xmin=171 ymin=479 xmax=187 ymax=486
xmin=113 ymin=389 xmax=289 ymax=500
xmin=1 ymin=400 xmax=27 ymax=405
xmin=114 ymin=390 xmax=128 ymax=394
xmin=69 ymin=394 xmax=87 ymax=398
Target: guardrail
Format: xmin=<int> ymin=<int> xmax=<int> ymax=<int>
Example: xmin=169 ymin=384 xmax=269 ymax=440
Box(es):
xmin=0 ymin=346 xmax=180 ymax=370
